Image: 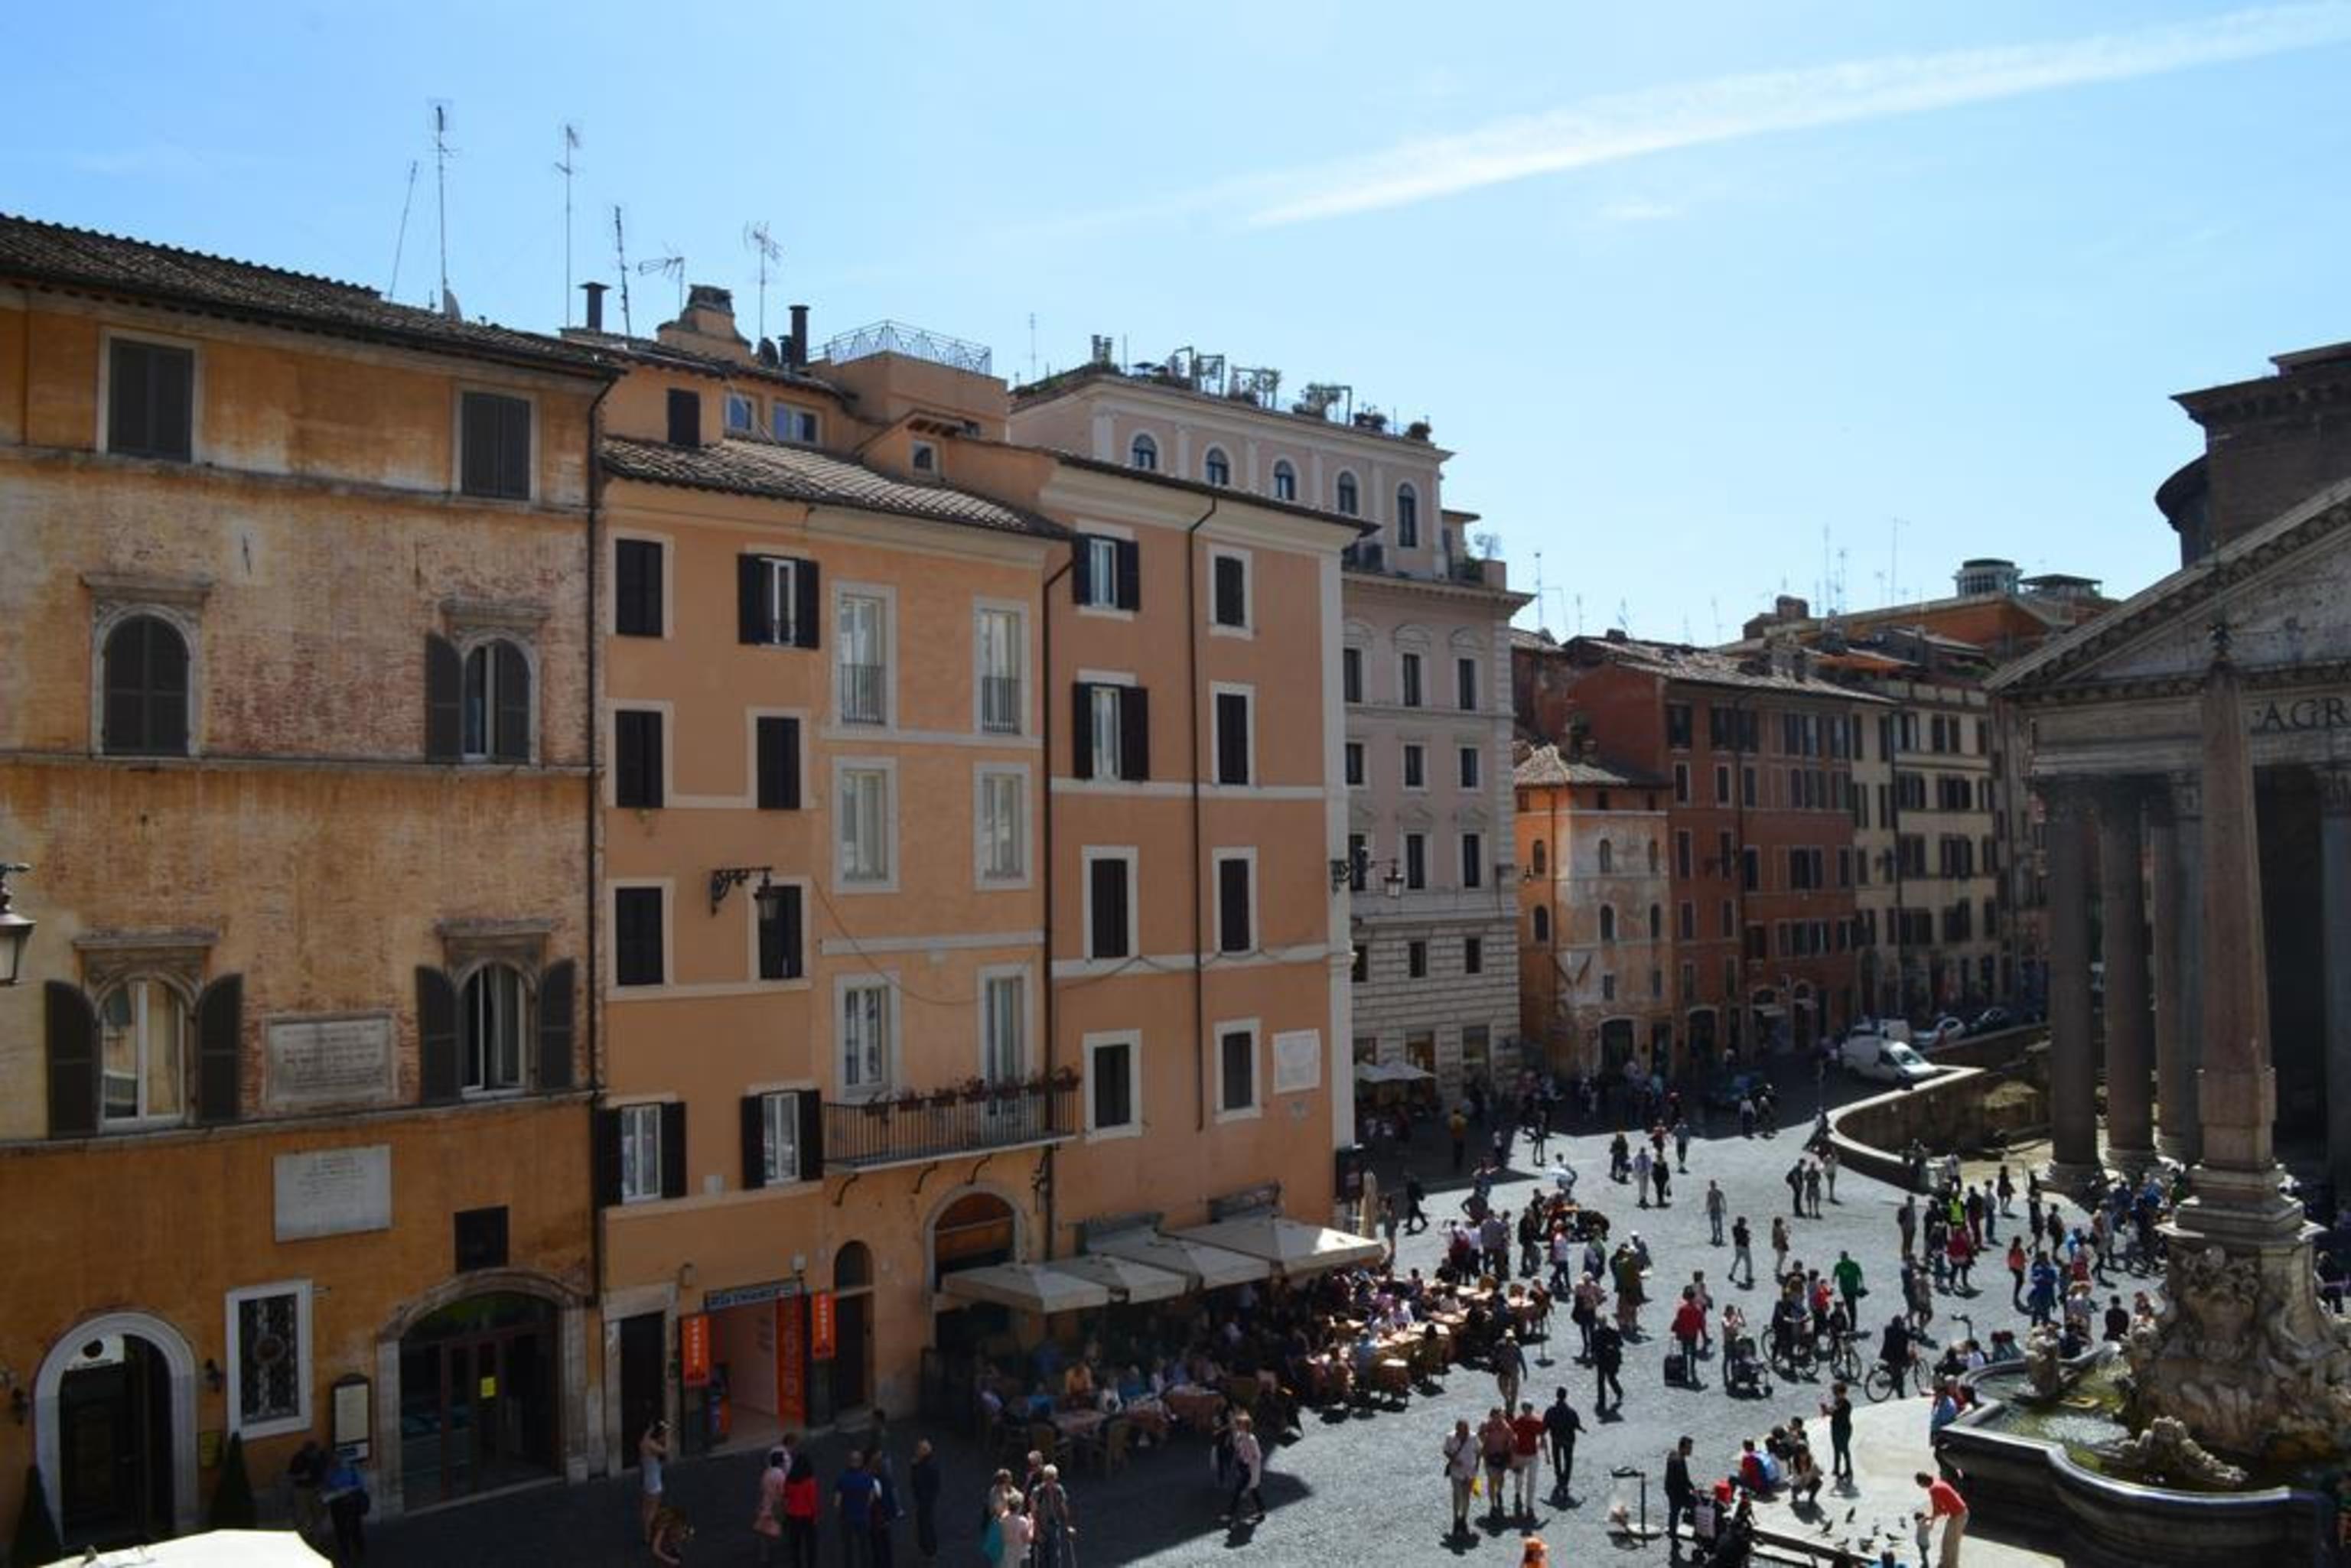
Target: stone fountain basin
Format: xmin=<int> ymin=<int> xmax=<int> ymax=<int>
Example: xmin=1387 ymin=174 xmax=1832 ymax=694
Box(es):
xmin=1942 ymin=1352 xmax=2336 ymax=1566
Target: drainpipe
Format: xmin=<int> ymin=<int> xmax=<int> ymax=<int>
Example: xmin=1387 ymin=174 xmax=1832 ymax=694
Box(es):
xmin=1184 ymin=499 xmax=1219 ymax=1131
xmin=1548 ymin=786 xmax=1561 ymax=1069
xmin=584 ymin=369 xmax=617 ymax=1450
xmin=1039 ymin=548 xmax=1073 ymax=1261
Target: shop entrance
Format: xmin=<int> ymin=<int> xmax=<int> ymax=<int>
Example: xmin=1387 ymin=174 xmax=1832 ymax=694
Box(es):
xmin=56 ymin=1334 xmax=172 ymax=1544
xmin=829 ymin=1243 xmax=873 ymax=1417
xmin=398 ymin=1293 xmax=558 ymax=1506
xmin=932 ymin=1192 xmax=1018 ymax=1361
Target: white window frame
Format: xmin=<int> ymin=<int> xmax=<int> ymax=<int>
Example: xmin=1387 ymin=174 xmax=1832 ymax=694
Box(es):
xmin=1399 ymin=650 xmax=1425 ymax=709
xmin=973 ymin=601 xmax=1027 ymax=737
xmin=836 ymin=975 xmax=898 ymax=1101
xmin=1083 ymin=1029 xmax=1141 ymax=1141
xmin=833 ymin=758 xmax=898 ymax=893
xmin=618 ymin=1101 xmax=664 ymax=1204
xmin=1080 ymin=533 xmax=1125 ymax=613
xmin=1128 ymin=431 xmax=1160 ymax=471
xmin=1396 ymin=483 xmax=1421 ymax=547
xmin=976 ymin=965 xmax=1033 ymax=1085
xmin=457 ymin=961 xmax=529 ymax=1096
xmin=758 ymin=1089 xmax=802 ymax=1185
xmin=1210 ymin=682 xmax=1255 ymax=786
xmin=1455 ymin=655 xmax=1479 ymax=711
xmin=744 ymin=705 xmax=811 ymax=809
xmin=1401 ymin=741 xmax=1427 ymax=792
xmin=835 ymin=584 xmax=894 ymax=727
xmin=99 ymin=327 xmax=206 ymax=464
xmin=1343 ymin=741 xmax=1365 ymax=789
xmin=608 ymin=529 xmax=675 ymax=640
xmin=744 ymin=554 xmax=799 ymax=647
xmin=1403 ymin=832 xmax=1428 ymax=890
xmin=1457 ymin=744 xmax=1480 ymax=790
xmin=1270 ymin=459 xmax=1298 ymax=503
xmin=725 ymin=392 xmax=754 ymax=434
xmin=458 ymin=633 xmax=539 ymax=764
xmin=95 ymin=974 xmax=190 ymax=1129
xmin=910 ymin=438 xmax=938 ymax=474
xmin=1212 ymin=847 xmax=1259 ymax=955
xmin=1202 ymin=445 xmax=1232 ymax=487
xmin=607 ymin=699 xmax=672 ymax=810
xmin=1206 ymin=545 xmax=1252 ymax=637
xmin=1086 ymin=678 xmax=1127 ymax=782
xmin=1213 ymin=1017 xmax=1262 ymax=1123
xmin=223 ymin=1280 xmax=314 ymax=1440
xmin=771 ymin=404 xmax=820 ymax=444
xmin=1460 ymin=831 xmax=1485 ymax=891
xmin=974 ymin=763 xmax=1031 ymax=889
xmin=1082 ymin=846 xmax=1139 ymax=961
xmin=1333 ymin=469 xmax=1360 ymax=516
xmin=609 ymin=878 xmax=672 ymax=991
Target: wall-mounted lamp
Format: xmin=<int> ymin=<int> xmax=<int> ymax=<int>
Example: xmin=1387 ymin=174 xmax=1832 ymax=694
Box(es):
xmin=708 ymin=866 xmax=785 ymax=919
xmin=0 ymin=863 xmax=34 ymax=987
xmin=204 ymin=1359 xmax=225 ymax=1394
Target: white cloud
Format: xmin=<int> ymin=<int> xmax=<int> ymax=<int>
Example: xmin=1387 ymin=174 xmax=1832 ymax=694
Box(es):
xmin=1236 ymin=4 xmax=2351 ymax=226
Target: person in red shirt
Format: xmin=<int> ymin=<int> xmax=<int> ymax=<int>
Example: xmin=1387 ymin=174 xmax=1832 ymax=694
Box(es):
xmin=1508 ymin=1401 xmax=1545 ymax=1518
xmin=1671 ymin=1287 xmax=1708 ymax=1388
xmin=1916 ymin=1469 xmax=1968 ymax=1566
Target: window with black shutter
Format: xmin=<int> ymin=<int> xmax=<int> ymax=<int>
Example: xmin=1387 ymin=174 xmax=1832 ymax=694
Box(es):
xmin=615 ymin=539 xmax=663 ymax=637
xmin=536 ymin=959 xmax=576 ymax=1090
xmin=614 ymin=709 xmax=664 ymax=808
xmin=44 ymin=981 xmax=98 ymax=1138
xmin=615 ymin=887 xmax=665 ymax=986
xmin=1213 ymin=691 xmax=1250 ymax=786
xmin=1219 ymin=1030 xmax=1255 ymax=1112
xmin=458 ymin=391 xmax=532 ymax=499
xmin=1090 ymin=1042 xmax=1133 ymax=1132
xmin=107 ymin=339 xmax=194 ymax=460
xmin=425 ymin=633 xmax=462 ymax=760
xmin=593 ymin=1108 xmax=625 ymax=1208
xmin=757 ymin=884 xmax=804 ymax=981
xmin=756 ymin=716 xmax=802 ymax=809
xmin=195 ymin=974 xmax=242 ymax=1124
xmin=738 ymin=555 xmax=819 ymax=648
xmin=416 ymin=967 xmax=459 ymax=1103
xmin=1211 ymin=555 xmax=1247 ymax=629
xmin=666 ymin=388 xmax=702 ymax=447
xmin=101 ymin=614 xmax=190 ymax=756
xmin=1342 ymin=647 xmax=1363 ymax=704
xmin=1217 ymin=857 xmax=1252 ymax=954
xmin=1114 ymin=538 xmax=1141 ymax=610
xmin=1088 ymin=856 xmax=1130 ymax=960
xmin=1118 ymin=686 xmax=1149 ymax=781
xmin=659 ymin=1101 xmax=688 ymax=1198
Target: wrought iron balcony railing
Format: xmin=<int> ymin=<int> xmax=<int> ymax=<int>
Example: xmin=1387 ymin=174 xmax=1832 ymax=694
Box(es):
xmin=822 ymin=1080 xmax=1078 ymax=1171
xmin=840 ymin=662 xmax=887 ymax=724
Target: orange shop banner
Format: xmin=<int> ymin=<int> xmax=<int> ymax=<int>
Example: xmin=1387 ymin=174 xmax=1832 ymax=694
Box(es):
xmin=776 ymin=1296 xmax=806 ymax=1428
xmin=679 ymin=1312 xmax=711 ymax=1387
xmin=810 ymin=1291 xmax=836 ymax=1362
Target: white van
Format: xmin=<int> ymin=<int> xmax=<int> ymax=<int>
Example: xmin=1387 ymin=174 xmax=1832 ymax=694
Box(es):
xmin=1839 ymin=1033 xmax=1938 ymax=1085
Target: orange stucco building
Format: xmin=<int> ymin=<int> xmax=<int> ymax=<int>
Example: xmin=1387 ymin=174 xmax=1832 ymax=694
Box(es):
xmin=0 ymin=218 xmax=611 ymax=1544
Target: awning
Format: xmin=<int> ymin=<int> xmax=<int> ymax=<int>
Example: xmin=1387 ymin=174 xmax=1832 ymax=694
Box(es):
xmin=1172 ymin=1215 xmax=1386 ymax=1277
xmin=1353 ymin=1060 xmax=1435 ymax=1084
xmin=63 ymin=1533 xmax=331 ymax=1566
xmin=939 ymin=1261 xmax=1110 ymax=1315
xmin=1050 ymin=1252 xmax=1190 ymax=1304
xmin=1091 ymin=1228 xmax=1270 ymax=1290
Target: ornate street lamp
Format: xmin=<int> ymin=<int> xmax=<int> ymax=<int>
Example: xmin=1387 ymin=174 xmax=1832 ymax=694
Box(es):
xmin=0 ymin=864 xmax=33 ymax=987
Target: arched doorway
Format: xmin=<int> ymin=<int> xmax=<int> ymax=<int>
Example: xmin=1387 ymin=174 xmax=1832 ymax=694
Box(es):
xmin=827 ymin=1243 xmax=874 ymax=1420
xmin=930 ymin=1191 xmax=1019 ymax=1361
xmin=37 ymin=1312 xmax=197 ymax=1546
xmin=1597 ymin=1017 xmax=1636 ymax=1076
xmin=396 ymin=1292 xmax=560 ymax=1506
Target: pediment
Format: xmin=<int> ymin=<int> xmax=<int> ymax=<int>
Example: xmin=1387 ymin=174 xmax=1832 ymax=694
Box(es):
xmin=1994 ymin=480 xmax=2351 ymax=698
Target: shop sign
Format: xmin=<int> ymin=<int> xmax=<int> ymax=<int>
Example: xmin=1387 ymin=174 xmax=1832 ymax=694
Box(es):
xmin=776 ymin=1297 xmax=806 ymax=1427
xmin=810 ymin=1292 xmax=836 ymax=1362
xmin=704 ymin=1278 xmax=801 ymax=1312
xmin=679 ymin=1312 xmax=711 ymax=1387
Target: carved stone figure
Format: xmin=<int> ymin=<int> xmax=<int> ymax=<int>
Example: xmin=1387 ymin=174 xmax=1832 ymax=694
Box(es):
xmin=2024 ymin=1322 xmax=2068 ymax=1398
xmin=2110 ymin=1416 xmax=2249 ymax=1490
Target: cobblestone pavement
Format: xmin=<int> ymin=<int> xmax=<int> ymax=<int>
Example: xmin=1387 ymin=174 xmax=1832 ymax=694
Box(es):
xmin=368 ymin=1060 xmax=2112 ymax=1566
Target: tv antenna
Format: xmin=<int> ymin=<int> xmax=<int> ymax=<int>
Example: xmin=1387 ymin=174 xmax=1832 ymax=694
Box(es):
xmin=430 ymin=102 xmax=457 ymax=318
xmin=389 ymin=159 xmax=418 ymax=300
xmin=638 ymin=246 xmax=685 ymax=314
xmin=611 ymin=205 xmax=634 ymax=337
xmin=555 ymin=124 xmax=581 ymax=326
xmin=742 ymin=222 xmax=781 ymax=343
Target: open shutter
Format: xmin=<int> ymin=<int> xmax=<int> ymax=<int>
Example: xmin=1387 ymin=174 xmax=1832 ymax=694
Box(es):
xmin=536 ymin=960 xmax=575 ymax=1090
xmin=738 ymin=556 xmax=765 ymax=643
xmin=1070 ymin=537 xmax=1092 ymax=604
xmin=793 ymin=558 xmax=822 ymax=649
xmin=460 ymin=393 xmax=498 ymax=494
xmin=1070 ymin=683 xmax=1094 ymax=781
xmin=498 ymin=395 xmax=532 ymax=498
xmin=659 ymin=1101 xmax=688 ymax=1198
xmin=778 ymin=886 xmax=804 ymax=979
xmin=594 ymin=1108 xmax=624 ymax=1208
xmin=492 ymin=642 xmax=531 ymax=762
xmin=757 ymin=717 xmax=801 ymax=809
xmin=196 ymin=973 xmax=243 ymax=1124
xmin=109 ymin=341 xmax=152 ymax=454
xmin=425 ymin=634 xmax=462 ymax=760
xmin=798 ymin=1089 xmax=825 ymax=1183
xmin=741 ymin=1095 xmax=767 ymax=1191
xmin=1119 ymin=685 xmax=1150 ymax=781
xmin=417 ymin=966 xmax=459 ymax=1103
xmin=44 ymin=981 xmax=97 ymax=1138
xmin=1115 ymin=538 xmax=1141 ymax=610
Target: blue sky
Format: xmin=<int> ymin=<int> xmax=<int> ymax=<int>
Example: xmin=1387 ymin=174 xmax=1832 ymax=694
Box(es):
xmin=10 ymin=2 xmax=2349 ymax=637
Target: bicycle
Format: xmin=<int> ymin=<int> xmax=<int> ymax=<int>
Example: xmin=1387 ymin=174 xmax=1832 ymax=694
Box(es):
xmin=1824 ymin=1331 xmax=1863 ymax=1383
xmin=1864 ymin=1351 xmax=1921 ymax=1403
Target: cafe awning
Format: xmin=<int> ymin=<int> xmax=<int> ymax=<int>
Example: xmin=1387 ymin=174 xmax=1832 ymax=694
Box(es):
xmin=1173 ymin=1214 xmax=1386 ymax=1277
xmin=939 ymin=1261 xmax=1110 ymax=1315
xmin=63 ymin=1533 xmax=331 ymax=1566
xmin=1050 ymin=1251 xmax=1190 ymax=1304
xmin=1090 ymin=1228 xmax=1270 ymax=1290
xmin=1353 ymin=1059 xmax=1435 ymax=1084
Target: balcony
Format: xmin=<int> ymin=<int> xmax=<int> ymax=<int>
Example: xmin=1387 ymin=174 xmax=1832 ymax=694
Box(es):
xmin=839 ymin=662 xmax=887 ymax=724
xmin=822 ymin=1078 xmax=1079 ymax=1171
xmin=980 ymin=674 xmax=1022 ymax=734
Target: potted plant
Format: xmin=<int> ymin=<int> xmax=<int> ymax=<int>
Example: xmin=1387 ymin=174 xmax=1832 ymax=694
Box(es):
xmin=1405 ymin=419 xmax=1433 ymax=441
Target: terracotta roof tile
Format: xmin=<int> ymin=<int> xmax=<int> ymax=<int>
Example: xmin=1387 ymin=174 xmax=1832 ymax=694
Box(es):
xmin=601 ymin=434 xmax=1064 ymax=540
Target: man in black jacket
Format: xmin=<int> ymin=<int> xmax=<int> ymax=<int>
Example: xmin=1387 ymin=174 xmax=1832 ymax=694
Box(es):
xmin=1542 ymin=1386 xmax=1584 ymax=1499
xmin=1663 ymin=1436 xmax=1695 ymax=1553
xmin=1591 ymin=1319 xmax=1625 ymax=1415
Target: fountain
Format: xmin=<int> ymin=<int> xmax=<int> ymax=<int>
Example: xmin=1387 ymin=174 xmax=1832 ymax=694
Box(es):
xmin=1934 ymin=626 xmax=2348 ymax=1564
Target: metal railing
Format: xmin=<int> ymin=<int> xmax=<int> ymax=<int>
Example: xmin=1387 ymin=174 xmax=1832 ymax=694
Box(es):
xmin=840 ymin=662 xmax=887 ymax=724
xmin=823 ymin=1082 xmax=1078 ymax=1170
xmin=980 ymin=675 xmax=1021 ymax=734
xmin=822 ymin=320 xmax=994 ymax=376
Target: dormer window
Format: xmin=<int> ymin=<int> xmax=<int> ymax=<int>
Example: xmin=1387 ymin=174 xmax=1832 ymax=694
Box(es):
xmin=725 ymin=393 xmax=754 ymax=434
xmin=911 ymin=440 xmax=938 ymax=474
xmin=773 ymin=405 xmax=819 ymax=444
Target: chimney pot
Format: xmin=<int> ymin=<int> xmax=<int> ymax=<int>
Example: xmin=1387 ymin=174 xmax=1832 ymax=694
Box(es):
xmin=788 ymin=304 xmax=810 ymax=369
xmin=581 ymin=281 xmax=608 ymax=333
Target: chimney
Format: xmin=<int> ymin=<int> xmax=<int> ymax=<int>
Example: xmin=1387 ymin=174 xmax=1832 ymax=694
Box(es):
xmin=581 ymin=281 xmax=608 ymax=333
xmin=788 ymin=304 xmax=810 ymax=369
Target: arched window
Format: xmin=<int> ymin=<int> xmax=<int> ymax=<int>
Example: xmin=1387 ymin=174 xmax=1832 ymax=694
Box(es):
xmin=1203 ymin=447 xmax=1231 ymax=487
xmin=1272 ymin=460 xmax=1297 ymax=502
xmin=1531 ymin=841 xmax=1548 ymax=875
xmin=102 ymin=614 xmax=190 ymax=756
xmin=1128 ymin=433 xmax=1158 ymax=471
xmin=1395 ymin=483 xmax=1420 ymax=547
xmin=1600 ymin=906 xmax=1617 ymax=943
xmin=97 ymin=977 xmax=187 ymax=1127
xmin=1597 ymin=840 xmax=1613 ymax=875
xmin=1334 ymin=472 xmax=1359 ymax=516
xmin=1532 ymin=906 xmax=1550 ymax=943
xmin=461 ymin=963 xmax=527 ymax=1093
xmin=835 ymin=1240 xmax=874 ymax=1290
xmin=462 ymin=639 xmax=532 ymax=762
xmin=1649 ymin=903 xmax=1662 ymax=941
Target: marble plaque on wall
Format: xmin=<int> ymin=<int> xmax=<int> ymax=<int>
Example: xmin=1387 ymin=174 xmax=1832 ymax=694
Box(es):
xmin=1272 ymin=1030 xmax=1322 ymax=1095
xmin=274 ymin=1145 xmax=392 ymax=1241
xmin=265 ymin=1013 xmax=397 ymax=1111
